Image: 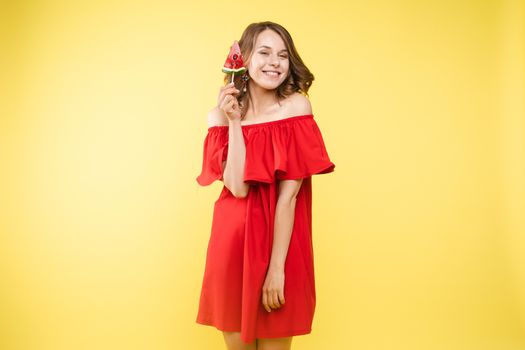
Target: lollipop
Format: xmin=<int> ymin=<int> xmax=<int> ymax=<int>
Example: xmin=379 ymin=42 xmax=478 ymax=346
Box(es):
xmin=222 ymin=40 xmax=246 ymax=84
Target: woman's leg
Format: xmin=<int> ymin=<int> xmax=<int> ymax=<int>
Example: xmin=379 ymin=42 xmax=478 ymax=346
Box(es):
xmin=256 ymin=336 xmax=293 ymax=350
xmin=222 ymin=331 xmax=257 ymax=350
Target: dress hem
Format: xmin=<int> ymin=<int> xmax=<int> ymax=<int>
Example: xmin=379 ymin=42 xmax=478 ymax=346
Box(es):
xmin=195 ymin=318 xmax=312 ymax=341
xmin=244 ymin=162 xmax=336 ymax=184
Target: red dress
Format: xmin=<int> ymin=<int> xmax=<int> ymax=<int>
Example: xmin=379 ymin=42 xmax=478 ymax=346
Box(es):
xmin=195 ymin=114 xmax=335 ymax=343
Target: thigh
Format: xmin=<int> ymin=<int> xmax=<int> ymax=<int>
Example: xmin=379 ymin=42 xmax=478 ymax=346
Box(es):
xmin=222 ymin=331 xmax=256 ymax=350
xmin=257 ymin=336 xmax=293 ymax=350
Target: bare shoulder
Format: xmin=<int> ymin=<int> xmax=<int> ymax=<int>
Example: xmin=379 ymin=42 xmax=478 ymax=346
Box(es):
xmin=284 ymin=92 xmax=313 ymax=116
xmin=207 ymin=107 xmax=228 ymax=128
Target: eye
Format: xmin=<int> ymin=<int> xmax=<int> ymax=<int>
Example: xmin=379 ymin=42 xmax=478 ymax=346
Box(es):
xmin=259 ymin=52 xmax=269 ymax=55
xmin=280 ymin=55 xmax=288 ymax=59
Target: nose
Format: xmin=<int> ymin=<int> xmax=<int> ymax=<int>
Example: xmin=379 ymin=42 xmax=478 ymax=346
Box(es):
xmin=269 ymin=53 xmax=280 ymax=67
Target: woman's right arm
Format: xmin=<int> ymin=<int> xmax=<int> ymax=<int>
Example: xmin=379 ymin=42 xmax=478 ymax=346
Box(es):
xmin=208 ymin=85 xmax=250 ymax=198
xmin=223 ymin=117 xmax=250 ymax=198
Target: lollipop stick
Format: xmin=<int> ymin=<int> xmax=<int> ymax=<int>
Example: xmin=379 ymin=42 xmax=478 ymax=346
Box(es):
xmin=231 ymin=72 xmax=234 ymax=84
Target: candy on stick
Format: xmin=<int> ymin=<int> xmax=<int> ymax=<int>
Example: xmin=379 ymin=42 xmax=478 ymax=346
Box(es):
xmin=222 ymin=40 xmax=246 ymax=84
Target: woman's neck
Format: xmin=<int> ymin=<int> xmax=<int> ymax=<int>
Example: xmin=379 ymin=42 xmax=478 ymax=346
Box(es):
xmin=245 ymin=84 xmax=281 ymax=118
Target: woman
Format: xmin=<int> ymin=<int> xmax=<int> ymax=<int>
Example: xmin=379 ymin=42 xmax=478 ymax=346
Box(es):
xmin=196 ymin=21 xmax=336 ymax=350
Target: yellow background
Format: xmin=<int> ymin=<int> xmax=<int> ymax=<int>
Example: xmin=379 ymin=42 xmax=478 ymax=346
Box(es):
xmin=1 ymin=0 xmax=524 ymax=349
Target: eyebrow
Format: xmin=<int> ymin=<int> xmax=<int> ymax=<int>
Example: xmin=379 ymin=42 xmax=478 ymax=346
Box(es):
xmin=257 ymin=45 xmax=288 ymax=53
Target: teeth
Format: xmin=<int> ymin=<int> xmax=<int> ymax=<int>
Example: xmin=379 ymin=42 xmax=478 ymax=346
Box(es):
xmin=264 ymin=71 xmax=279 ymax=76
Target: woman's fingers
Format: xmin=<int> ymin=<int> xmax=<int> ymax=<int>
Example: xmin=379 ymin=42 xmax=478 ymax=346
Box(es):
xmin=218 ymin=92 xmax=237 ymax=110
xmin=218 ymin=84 xmax=240 ymax=105
xmin=264 ymin=289 xmax=279 ymax=310
xmin=223 ymin=88 xmax=240 ymax=101
xmin=217 ymin=82 xmax=241 ymax=120
xmin=222 ymin=96 xmax=235 ymax=111
xmin=218 ymin=83 xmax=236 ymax=96
xmin=220 ymin=97 xmax=239 ymax=119
xmin=262 ymin=289 xmax=286 ymax=311
xmin=219 ymin=95 xmax=232 ymax=109
xmin=279 ymin=290 xmax=285 ymax=305
xmin=271 ymin=290 xmax=280 ymax=309
xmin=262 ymin=292 xmax=271 ymax=312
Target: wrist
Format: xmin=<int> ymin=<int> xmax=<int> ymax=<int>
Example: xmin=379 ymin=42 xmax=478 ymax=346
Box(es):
xmin=228 ymin=118 xmax=242 ymax=126
xmin=269 ymin=261 xmax=285 ymax=272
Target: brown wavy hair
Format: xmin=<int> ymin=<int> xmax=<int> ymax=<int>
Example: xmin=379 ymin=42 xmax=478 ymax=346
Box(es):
xmin=223 ymin=21 xmax=315 ymax=119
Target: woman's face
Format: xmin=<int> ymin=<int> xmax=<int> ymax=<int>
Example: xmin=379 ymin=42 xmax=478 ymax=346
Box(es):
xmin=246 ymin=29 xmax=290 ymax=91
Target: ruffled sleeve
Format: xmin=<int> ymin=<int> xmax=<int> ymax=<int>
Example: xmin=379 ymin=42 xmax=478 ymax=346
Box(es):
xmin=243 ymin=115 xmax=335 ymax=184
xmin=196 ymin=127 xmax=229 ymax=186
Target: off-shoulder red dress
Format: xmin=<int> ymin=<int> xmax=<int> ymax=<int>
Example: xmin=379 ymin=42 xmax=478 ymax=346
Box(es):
xmin=195 ymin=114 xmax=335 ymax=343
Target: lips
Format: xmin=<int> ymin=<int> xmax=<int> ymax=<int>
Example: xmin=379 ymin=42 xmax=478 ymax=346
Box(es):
xmin=263 ymin=70 xmax=281 ymax=77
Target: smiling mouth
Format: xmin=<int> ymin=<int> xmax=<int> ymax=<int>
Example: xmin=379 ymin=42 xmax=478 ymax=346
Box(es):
xmin=263 ymin=71 xmax=281 ymax=77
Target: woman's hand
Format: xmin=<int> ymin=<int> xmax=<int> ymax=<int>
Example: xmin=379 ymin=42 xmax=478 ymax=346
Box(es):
xmin=217 ymin=82 xmax=241 ymax=122
xmin=261 ymin=267 xmax=286 ymax=312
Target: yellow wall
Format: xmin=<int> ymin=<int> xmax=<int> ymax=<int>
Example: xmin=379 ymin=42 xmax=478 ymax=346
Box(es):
xmin=0 ymin=1 xmax=524 ymax=349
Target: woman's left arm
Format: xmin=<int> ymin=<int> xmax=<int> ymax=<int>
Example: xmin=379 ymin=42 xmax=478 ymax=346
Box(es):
xmin=270 ymin=178 xmax=303 ymax=269
xmin=262 ymin=178 xmax=304 ymax=312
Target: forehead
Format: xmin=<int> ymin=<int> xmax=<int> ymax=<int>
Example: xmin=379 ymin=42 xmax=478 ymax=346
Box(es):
xmin=254 ymin=29 xmax=287 ymax=50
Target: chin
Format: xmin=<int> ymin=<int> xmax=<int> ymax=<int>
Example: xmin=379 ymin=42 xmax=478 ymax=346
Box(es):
xmin=257 ymin=81 xmax=284 ymax=91
xmin=250 ymin=74 xmax=284 ymax=90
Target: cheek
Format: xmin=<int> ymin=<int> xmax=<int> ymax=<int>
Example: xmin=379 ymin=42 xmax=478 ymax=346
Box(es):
xmin=279 ymin=62 xmax=290 ymax=75
xmin=248 ymin=58 xmax=262 ymax=69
